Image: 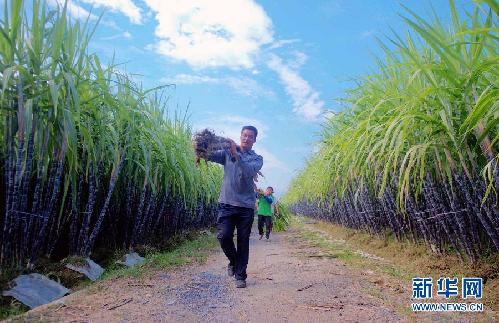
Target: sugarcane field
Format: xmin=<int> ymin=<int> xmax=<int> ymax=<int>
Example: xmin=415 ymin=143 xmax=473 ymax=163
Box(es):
xmin=0 ymin=0 xmax=497 ymax=321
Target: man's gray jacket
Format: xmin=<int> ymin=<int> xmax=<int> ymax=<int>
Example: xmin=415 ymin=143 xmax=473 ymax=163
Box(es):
xmin=207 ymin=149 xmax=263 ymax=209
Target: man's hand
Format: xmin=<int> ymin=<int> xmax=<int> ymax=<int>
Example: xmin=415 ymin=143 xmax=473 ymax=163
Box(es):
xmin=229 ymin=139 xmax=239 ymax=161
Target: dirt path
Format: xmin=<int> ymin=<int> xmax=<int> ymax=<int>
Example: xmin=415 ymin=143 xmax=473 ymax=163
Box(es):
xmin=19 ymin=222 xmax=493 ymax=322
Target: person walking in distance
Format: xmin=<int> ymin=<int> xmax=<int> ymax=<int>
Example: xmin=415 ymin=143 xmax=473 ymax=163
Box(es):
xmin=257 ymin=187 xmax=274 ymax=240
xmin=205 ymin=126 xmax=263 ymax=288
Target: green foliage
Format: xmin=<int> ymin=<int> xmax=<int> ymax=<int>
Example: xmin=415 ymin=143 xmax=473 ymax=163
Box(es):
xmin=0 ymin=0 xmax=223 ymax=266
xmin=272 ymin=202 xmax=291 ymax=232
xmin=285 ymin=0 xmax=498 ymax=209
xmin=102 ymin=231 xmax=218 ymax=280
xmin=0 ymin=299 xmax=28 ymax=321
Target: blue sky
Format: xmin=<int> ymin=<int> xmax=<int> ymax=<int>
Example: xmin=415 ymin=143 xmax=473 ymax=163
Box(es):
xmin=40 ymin=0 xmax=473 ymax=196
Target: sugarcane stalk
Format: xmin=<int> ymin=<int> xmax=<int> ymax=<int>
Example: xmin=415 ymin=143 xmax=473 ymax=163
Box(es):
xmin=28 ymin=148 xmax=66 ymax=264
xmin=143 ymin=195 xmax=161 ymax=241
xmin=69 ymin=176 xmax=84 ymax=254
xmin=19 ymin=119 xmax=35 ymax=213
xmin=84 ymin=156 xmax=124 ymax=256
xmin=77 ymin=164 xmax=97 ymax=254
xmin=152 ymin=191 xmax=168 ymax=237
xmin=9 ymin=79 xmax=27 ymax=262
xmin=427 ymin=176 xmax=465 ymax=261
xmin=460 ymin=173 xmax=499 ymax=250
xmin=135 ymin=191 xmax=154 ymax=245
xmin=131 ymin=183 xmax=147 ymax=247
xmin=123 ymin=181 xmax=133 ymax=247
xmin=31 ymin=130 xmax=49 ymax=215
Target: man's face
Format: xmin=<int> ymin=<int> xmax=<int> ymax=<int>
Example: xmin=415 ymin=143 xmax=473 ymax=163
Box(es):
xmin=240 ymin=129 xmax=256 ymax=151
xmin=265 ymin=188 xmax=273 ymax=195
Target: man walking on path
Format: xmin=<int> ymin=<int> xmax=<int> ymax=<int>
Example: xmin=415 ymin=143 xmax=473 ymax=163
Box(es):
xmin=206 ymin=126 xmax=263 ymax=288
xmin=257 ymin=186 xmax=274 ymax=240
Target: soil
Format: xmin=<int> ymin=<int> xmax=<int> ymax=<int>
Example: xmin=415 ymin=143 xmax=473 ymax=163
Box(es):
xmin=16 ymin=222 xmax=497 ymax=322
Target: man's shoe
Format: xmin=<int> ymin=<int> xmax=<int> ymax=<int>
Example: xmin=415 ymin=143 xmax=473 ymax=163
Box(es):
xmin=259 ymin=234 xmax=263 ymax=240
xmin=265 ymin=234 xmax=270 ymax=240
xmin=227 ymin=265 xmax=235 ymax=277
xmin=235 ymin=280 xmax=246 ymax=288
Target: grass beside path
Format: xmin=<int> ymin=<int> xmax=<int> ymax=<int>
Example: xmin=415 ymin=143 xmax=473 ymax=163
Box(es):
xmin=101 ymin=230 xmax=219 ymax=280
xmin=291 ymin=216 xmax=498 ymax=315
xmin=0 ymin=230 xmax=219 ymax=321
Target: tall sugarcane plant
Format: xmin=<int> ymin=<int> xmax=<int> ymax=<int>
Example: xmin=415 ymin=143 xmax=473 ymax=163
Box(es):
xmin=285 ymin=0 xmax=498 ymax=262
xmin=0 ymin=0 xmax=222 ymax=269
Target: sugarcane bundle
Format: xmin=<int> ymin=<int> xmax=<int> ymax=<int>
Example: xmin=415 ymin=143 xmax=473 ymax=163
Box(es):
xmin=193 ymin=129 xmax=233 ymax=162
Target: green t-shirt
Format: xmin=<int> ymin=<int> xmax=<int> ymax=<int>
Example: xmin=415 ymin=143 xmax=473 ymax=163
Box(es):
xmin=257 ymin=194 xmax=274 ymax=216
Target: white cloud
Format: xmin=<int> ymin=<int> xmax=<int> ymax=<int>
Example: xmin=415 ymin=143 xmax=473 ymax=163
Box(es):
xmin=267 ymin=54 xmax=324 ymax=121
xmin=268 ymin=38 xmax=300 ymax=50
xmin=48 ymin=0 xmax=98 ymax=21
xmin=100 ymin=19 xmax=120 ymax=30
xmin=79 ymin=0 xmax=143 ymax=24
xmin=100 ymin=31 xmax=133 ymax=40
xmin=224 ymin=77 xmax=274 ymax=98
xmin=144 ymin=43 xmax=155 ymax=51
xmin=143 ymin=0 xmax=273 ymax=69
xmin=288 ymin=51 xmax=308 ymax=70
xmin=162 ymin=74 xmax=274 ymax=98
xmin=163 ymin=74 xmax=218 ymax=84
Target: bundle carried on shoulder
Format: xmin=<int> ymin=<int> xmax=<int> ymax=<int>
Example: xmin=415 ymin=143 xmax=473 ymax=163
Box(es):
xmin=193 ymin=129 xmax=232 ymax=162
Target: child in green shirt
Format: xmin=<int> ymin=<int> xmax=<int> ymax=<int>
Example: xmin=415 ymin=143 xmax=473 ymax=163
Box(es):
xmin=257 ymin=186 xmax=274 ymax=240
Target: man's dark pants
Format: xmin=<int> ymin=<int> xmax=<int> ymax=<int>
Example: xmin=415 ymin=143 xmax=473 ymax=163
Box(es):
xmin=217 ymin=203 xmax=254 ymax=281
xmin=257 ymin=215 xmax=273 ymax=237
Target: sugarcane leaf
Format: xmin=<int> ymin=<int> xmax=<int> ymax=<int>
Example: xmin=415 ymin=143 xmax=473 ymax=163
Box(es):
xmin=459 ymin=88 xmax=497 ymax=135
xmin=63 ymin=72 xmax=80 ymax=112
xmin=48 ymin=79 xmax=60 ymax=112
xmin=474 ymin=0 xmax=499 ymax=17
xmin=2 ymin=66 xmax=15 ymax=98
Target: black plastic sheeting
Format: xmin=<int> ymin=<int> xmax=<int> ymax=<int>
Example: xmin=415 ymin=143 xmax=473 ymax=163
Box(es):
xmin=65 ymin=258 xmax=104 ymax=281
xmin=124 ymin=252 xmax=145 ymax=267
xmin=2 ymin=273 xmax=70 ymax=309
